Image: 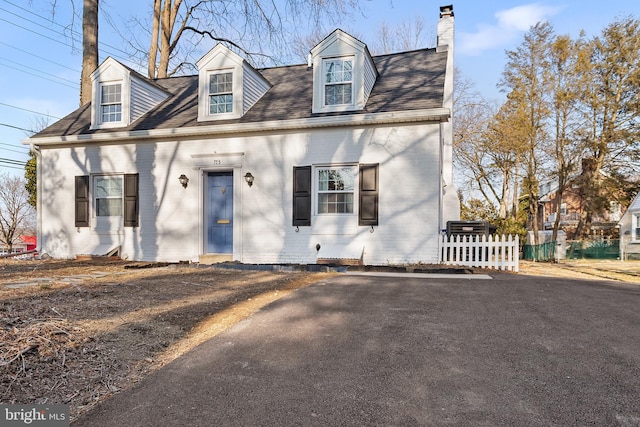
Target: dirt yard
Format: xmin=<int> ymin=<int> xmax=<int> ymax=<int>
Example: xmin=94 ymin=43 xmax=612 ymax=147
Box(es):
xmin=0 ymin=258 xmax=329 ymax=421
xmin=1 ymin=257 xmax=638 ymax=422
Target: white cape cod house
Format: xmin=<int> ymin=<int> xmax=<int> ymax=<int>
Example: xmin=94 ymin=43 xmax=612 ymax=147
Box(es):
xmin=26 ymin=5 xmax=459 ymax=265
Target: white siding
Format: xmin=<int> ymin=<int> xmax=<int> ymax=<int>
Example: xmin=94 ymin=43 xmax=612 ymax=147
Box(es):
xmin=39 ymin=122 xmax=446 ymax=265
xmin=363 ymin=56 xmax=377 ymax=103
xmin=130 ymin=78 xmax=168 ymax=123
xmin=242 ymin=63 xmax=271 ymax=114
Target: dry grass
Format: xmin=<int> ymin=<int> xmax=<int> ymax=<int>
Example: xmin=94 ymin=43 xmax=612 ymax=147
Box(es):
xmin=0 ymin=258 xmax=328 ymax=421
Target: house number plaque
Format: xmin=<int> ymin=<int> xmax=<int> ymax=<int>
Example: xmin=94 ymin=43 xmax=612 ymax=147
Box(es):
xmin=191 ymin=153 xmax=244 ymax=169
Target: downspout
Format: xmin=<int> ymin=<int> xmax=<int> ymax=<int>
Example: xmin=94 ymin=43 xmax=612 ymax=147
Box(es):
xmin=29 ymin=142 xmax=42 ymax=258
xmin=438 ymin=128 xmax=445 ymax=262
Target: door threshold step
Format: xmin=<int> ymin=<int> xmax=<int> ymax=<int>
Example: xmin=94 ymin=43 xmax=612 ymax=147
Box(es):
xmin=199 ymin=254 xmax=233 ymax=264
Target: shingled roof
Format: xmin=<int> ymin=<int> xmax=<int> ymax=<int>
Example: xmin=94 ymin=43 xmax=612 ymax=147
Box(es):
xmin=34 ymin=48 xmax=447 ymax=138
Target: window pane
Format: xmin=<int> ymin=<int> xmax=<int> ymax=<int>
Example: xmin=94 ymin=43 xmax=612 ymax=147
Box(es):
xmin=210 ymin=94 xmax=233 ymax=114
xmin=325 ymin=83 xmax=352 ymax=105
xmin=101 ymin=84 xmax=121 ymax=103
xmin=317 ymin=167 xmax=355 ymax=192
xmin=324 ymin=60 xmax=352 ymax=84
xmin=95 ymin=177 xmax=122 ymax=198
xmin=209 ymin=72 xmax=233 ymax=114
xmin=209 ymin=73 xmax=233 ymax=94
xmin=316 ymin=166 xmax=356 ymax=215
xmin=100 ymin=84 xmax=122 ymax=122
xmin=318 ymin=193 xmax=353 ymax=214
xmin=95 ymin=176 xmax=123 ymax=217
xmin=343 ymin=61 xmax=353 ymax=80
xmin=101 ymin=104 xmax=122 ymax=123
xmin=96 ymin=198 xmax=123 ymax=216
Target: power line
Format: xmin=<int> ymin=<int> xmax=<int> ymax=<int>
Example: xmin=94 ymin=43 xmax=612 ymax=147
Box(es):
xmin=0 ymin=146 xmax=30 ymax=155
xmin=1 ymin=0 xmax=130 ymax=56
xmin=0 ymin=15 xmax=129 ymax=64
xmin=0 ymin=60 xmax=78 ymax=89
xmin=0 ymin=142 xmax=30 ymax=151
xmin=0 ymin=1 xmax=131 ymax=60
xmin=0 ymin=123 xmax=36 ymax=133
xmin=0 ymin=16 xmax=76 ymax=49
xmin=0 ymin=41 xmax=80 ymax=74
xmin=0 ymin=163 xmax=26 ymax=171
xmin=0 ymin=157 xmax=26 ymax=166
xmin=0 ymin=56 xmax=78 ymax=85
xmin=0 ymin=103 xmax=62 ymax=120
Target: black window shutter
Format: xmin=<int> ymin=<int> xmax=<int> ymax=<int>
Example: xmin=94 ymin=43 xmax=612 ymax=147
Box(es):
xmin=124 ymin=174 xmax=139 ymax=227
xmin=359 ymin=164 xmax=379 ymax=226
xmin=75 ymin=175 xmax=90 ymax=227
xmin=292 ymin=166 xmax=311 ymax=226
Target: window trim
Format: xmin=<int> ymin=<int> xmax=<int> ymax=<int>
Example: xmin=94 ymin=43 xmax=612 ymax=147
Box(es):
xmin=322 ymin=57 xmax=354 ymax=107
xmin=201 ymin=69 xmax=240 ymax=120
xmin=314 ymin=165 xmax=358 ymax=216
xmin=321 ymin=57 xmax=355 ymax=108
xmin=208 ymin=71 xmax=234 ymax=115
xmin=100 ymin=83 xmax=123 ymax=124
xmin=91 ymin=79 xmax=130 ymax=129
xmin=633 ymin=213 xmax=640 ymax=241
xmin=94 ymin=175 xmax=124 ymax=218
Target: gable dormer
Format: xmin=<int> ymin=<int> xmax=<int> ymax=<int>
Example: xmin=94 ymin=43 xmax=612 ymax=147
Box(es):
xmin=310 ymin=29 xmax=378 ymax=114
xmin=197 ymin=44 xmax=271 ymax=122
xmin=90 ymin=57 xmax=169 ymax=130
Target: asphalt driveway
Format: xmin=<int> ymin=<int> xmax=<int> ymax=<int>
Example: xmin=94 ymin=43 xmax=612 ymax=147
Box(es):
xmin=73 ymin=272 xmax=640 ymax=426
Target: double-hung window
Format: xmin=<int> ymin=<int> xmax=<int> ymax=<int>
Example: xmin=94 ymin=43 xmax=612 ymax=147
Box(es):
xmin=634 ymin=214 xmax=640 ymax=241
xmin=209 ymin=72 xmax=233 ymax=114
xmin=94 ymin=176 xmax=123 ymax=217
xmin=100 ymin=84 xmax=122 ymax=123
xmin=324 ymin=58 xmax=353 ymax=106
xmin=316 ymin=166 xmax=356 ymax=214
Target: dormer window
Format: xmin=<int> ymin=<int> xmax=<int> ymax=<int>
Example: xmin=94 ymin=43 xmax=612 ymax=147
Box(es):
xmin=209 ymin=72 xmax=234 ymax=114
xmin=196 ymin=44 xmax=271 ymax=122
xmin=90 ymin=57 xmax=169 ymax=130
xmin=100 ymin=83 xmax=122 ymax=123
xmin=310 ymin=29 xmax=378 ymax=114
xmin=324 ymin=58 xmax=353 ymax=106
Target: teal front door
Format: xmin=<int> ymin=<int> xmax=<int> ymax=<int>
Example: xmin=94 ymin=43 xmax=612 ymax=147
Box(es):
xmin=207 ymin=172 xmax=233 ymax=253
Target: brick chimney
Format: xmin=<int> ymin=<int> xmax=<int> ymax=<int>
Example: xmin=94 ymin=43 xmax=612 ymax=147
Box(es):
xmin=437 ymin=4 xmax=459 ymax=227
xmin=437 ymin=5 xmax=454 ymax=53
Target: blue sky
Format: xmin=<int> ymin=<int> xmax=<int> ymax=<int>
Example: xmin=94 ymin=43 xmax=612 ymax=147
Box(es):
xmin=1 ymin=0 xmax=638 ymax=177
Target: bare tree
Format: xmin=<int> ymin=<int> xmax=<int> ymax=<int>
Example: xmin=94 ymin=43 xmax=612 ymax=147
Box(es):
xmin=136 ymin=0 xmax=365 ymax=78
xmin=40 ymin=0 xmax=98 ymax=105
xmin=372 ymin=16 xmax=435 ymax=54
xmin=81 ymin=0 xmax=99 ymax=105
xmin=0 ymin=174 xmax=35 ymax=253
xmin=452 ymin=71 xmax=499 ymax=208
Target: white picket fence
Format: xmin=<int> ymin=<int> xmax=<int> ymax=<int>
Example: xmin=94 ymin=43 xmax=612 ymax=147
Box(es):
xmin=440 ymin=234 xmax=520 ymax=272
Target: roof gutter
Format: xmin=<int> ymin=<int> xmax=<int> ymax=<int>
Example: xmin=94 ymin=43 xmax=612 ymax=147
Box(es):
xmin=23 ymin=108 xmax=451 ymax=146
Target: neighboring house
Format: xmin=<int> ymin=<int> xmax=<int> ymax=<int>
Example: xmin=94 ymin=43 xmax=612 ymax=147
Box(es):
xmin=0 ymin=236 xmax=36 ymax=255
xmin=25 ymin=6 xmax=459 ymax=265
xmin=21 ymin=235 xmax=37 ymax=252
xmin=539 ymin=162 xmax=624 ymax=240
xmin=619 ymin=192 xmax=640 ymax=260
xmin=539 ymin=185 xmax=622 ymax=239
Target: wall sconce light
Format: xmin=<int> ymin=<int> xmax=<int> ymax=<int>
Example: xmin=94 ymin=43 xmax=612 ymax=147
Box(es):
xmin=178 ymin=174 xmax=189 ymax=188
xmin=244 ymin=172 xmax=254 ymax=187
